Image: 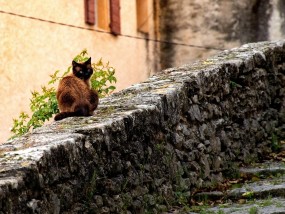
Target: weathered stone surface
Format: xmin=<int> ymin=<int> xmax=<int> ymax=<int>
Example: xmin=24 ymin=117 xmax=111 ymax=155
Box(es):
xmin=229 ymin=180 xmax=285 ymax=199
xmin=240 ymin=162 xmax=285 ymax=178
xmin=188 ymin=160 xmax=285 ymax=214
xmin=0 ymin=41 xmax=285 ymax=213
xmin=188 ymin=198 xmax=285 ymax=214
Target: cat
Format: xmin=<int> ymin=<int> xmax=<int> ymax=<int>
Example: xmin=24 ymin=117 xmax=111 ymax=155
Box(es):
xmin=54 ymin=57 xmax=99 ymax=121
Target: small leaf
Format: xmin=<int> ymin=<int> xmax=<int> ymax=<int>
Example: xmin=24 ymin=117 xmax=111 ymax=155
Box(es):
xmin=108 ymin=86 xmax=116 ymax=91
xmin=242 ymin=191 xmax=254 ymax=198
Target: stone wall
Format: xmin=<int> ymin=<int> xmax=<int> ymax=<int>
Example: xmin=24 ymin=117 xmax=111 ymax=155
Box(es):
xmin=159 ymin=0 xmax=285 ymax=69
xmin=0 ymin=41 xmax=285 ymax=213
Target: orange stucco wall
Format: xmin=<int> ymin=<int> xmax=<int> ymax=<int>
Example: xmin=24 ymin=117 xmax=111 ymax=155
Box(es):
xmin=0 ymin=0 xmax=158 ymax=142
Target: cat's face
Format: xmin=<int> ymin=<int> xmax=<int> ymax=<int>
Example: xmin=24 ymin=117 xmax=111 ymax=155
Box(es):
xmin=72 ymin=57 xmax=93 ymax=80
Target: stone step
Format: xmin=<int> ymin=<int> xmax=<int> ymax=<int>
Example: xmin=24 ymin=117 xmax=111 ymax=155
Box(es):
xmin=194 ymin=162 xmax=285 ymax=202
xmin=187 ymin=197 xmax=285 ymax=214
xmin=239 ymin=161 xmax=285 ymax=179
xmin=185 ymin=161 xmax=285 ymax=213
xmin=195 ymin=176 xmax=285 ymax=201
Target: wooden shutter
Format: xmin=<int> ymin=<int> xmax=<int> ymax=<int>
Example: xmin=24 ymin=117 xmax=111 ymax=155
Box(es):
xmin=84 ymin=0 xmax=95 ymax=25
xmin=110 ymin=0 xmax=121 ymax=35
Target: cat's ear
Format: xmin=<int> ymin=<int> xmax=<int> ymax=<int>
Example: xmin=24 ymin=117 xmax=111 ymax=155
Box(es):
xmin=72 ymin=60 xmax=79 ymax=67
xmin=84 ymin=57 xmax=91 ymax=65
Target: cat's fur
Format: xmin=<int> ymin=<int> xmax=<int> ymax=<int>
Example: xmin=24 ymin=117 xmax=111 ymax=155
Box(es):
xmin=54 ymin=57 xmax=99 ymax=121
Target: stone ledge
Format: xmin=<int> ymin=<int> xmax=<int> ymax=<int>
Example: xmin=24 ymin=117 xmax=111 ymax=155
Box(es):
xmin=1 ymin=41 xmax=285 ymax=213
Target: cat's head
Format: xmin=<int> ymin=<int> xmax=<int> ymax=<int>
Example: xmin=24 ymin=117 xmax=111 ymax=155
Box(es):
xmin=72 ymin=57 xmax=93 ymax=80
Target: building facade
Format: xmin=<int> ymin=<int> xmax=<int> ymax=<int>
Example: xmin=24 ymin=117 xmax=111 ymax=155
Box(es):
xmin=0 ymin=0 xmax=159 ymax=142
xmin=159 ymin=0 xmax=285 ymax=69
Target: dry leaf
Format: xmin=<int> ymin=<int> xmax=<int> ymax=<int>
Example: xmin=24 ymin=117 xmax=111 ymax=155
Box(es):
xmin=251 ymin=176 xmax=260 ymax=182
xmin=21 ymin=161 xmax=30 ymax=167
xmin=197 ymin=201 xmax=204 ymax=206
xmin=242 ymin=191 xmax=254 ymax=198
xmin=238 ymin=199 xmax=246 ymax=204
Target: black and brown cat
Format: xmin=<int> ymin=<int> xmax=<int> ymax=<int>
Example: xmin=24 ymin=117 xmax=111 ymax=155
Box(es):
xmin=54 ymin=57 xmax=99 ymax=121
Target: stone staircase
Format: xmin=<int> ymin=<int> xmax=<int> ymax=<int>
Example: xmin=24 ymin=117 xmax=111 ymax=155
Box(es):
xmin=167 ymin=150 xmax=285 ymax=214
xmin=192 ymin=162 xmax=285 ymax=213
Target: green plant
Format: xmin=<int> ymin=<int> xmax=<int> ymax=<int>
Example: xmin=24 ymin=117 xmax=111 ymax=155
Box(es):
xmin=85 ymin=170 xmax=98 ymax=200
xmin=242 ymin=191 xmax=254 ymax=199
xmin=258 ymin=195 xmax=273 ymax=207
xmin=90 ymin=59 xmax=117 ymax=97
xmin=175 ymin=191 xmax=189 ymax=207
xmin=10 ymin=49 xmax=117 ymax=138
xmin=199 ymin=209 xmax=215 ymax=214
xmin=271 ymin=133 xmax=281 ymax=152
xmin=248 ymin=206 xmax=258 ymax=214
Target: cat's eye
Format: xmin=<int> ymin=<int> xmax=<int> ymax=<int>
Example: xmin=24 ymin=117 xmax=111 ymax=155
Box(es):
xmin=79 ymin=70 xmax=83 ymax=74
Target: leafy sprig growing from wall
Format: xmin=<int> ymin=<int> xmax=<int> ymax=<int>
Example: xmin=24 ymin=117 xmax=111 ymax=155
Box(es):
xmin=10 ymin=49 xmax=117 ymax=138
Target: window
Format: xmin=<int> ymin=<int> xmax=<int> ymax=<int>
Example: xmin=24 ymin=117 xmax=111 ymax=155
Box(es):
xmin=136 ymin=0 xmax=149 ymax=33
xmin=97 ymin=0 xmax=110 ymax=30
xmin=84 ymin=0 xmax=121 ymax=35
